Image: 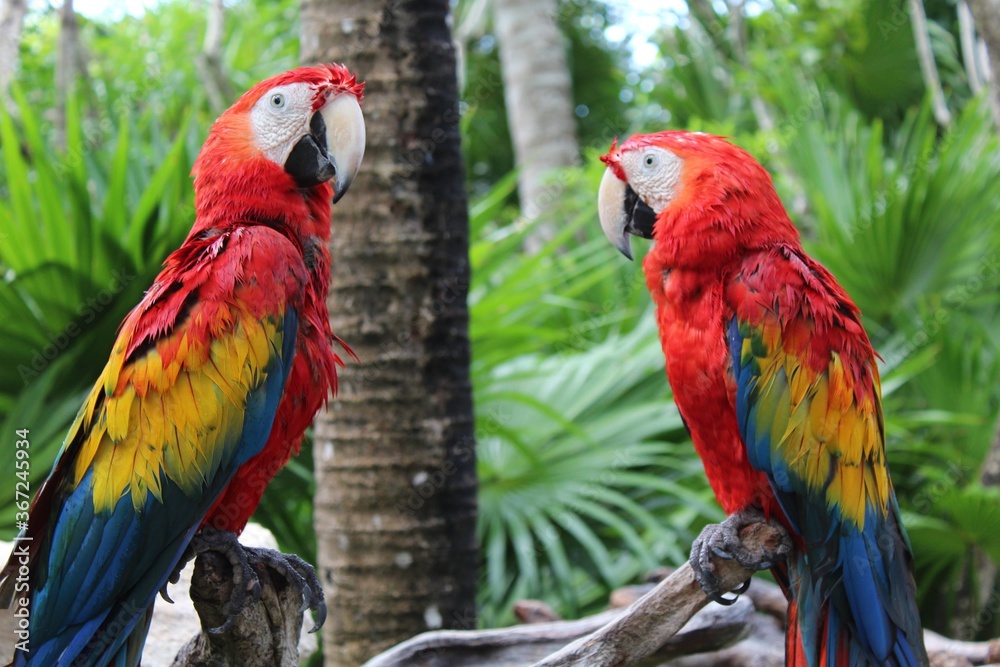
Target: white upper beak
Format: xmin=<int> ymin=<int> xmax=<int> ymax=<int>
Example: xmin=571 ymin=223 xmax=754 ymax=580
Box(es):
xmin=598 ymin=167 xmax=634 ymax=260
xmin=319 ymin=93 xmax=366 ymax=203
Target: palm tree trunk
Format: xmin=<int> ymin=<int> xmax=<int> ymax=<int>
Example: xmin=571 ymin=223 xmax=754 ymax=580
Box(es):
xmin=492 ymin=0 xmax=578 ymax=250
xmin=0 ymin=0 xmax=28 ymax=100
xmin=301 ymin=1 xmax=478 ymax=664
xmin=55 ymin=0 xmax=83 ymax=149
xmin=196 ymin=0 xmax=231 ymax=113
xmin=909 ymin=0 xmax=952 ymax=126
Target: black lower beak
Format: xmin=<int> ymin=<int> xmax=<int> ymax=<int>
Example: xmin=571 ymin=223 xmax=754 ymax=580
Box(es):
xmin=624 ymin=185 xmax=656 ymax=240
xmin=284 ymin=112 xmax=336 ymax=188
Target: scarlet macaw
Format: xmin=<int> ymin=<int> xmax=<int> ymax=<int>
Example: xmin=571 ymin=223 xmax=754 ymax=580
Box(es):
xmin=0 ymin=64 xmax=365 ymax=667
xmin=598 ymin=131 xmax=928 ymax=666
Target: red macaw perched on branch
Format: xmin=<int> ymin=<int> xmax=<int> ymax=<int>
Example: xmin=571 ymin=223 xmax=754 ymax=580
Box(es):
xmin=0 ymin=64 xmax=365 ymax=667
xmin=598 ymin=132 xmax=928 ymax=667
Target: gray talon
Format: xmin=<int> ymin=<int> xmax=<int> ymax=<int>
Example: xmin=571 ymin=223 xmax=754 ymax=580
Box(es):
xmin=240 ymin=547 xmax=326 ymax=631
xmin=689 ymin=507 xmax=791 ymax=605
xmin=165 ymin=528 xmax=327 ymax=634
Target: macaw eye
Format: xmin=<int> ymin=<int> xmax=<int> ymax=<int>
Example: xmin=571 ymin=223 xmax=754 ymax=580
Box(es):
xmin=269 ymin=93 xmax=286 ymax=110
xmin=643 ymin=153 xmax=657 ymax=168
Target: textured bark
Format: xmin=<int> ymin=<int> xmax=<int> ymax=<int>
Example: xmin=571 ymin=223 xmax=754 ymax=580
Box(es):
xmin=967 ymin=0 xmax=1000 ymax=127
xmin=492 ymin=0 xmax=578 ymax=250
xmin=360 ymin=520 xmax=1000 ymax=667
xmin=0 ymin=0 xmax=27 ymax=99
xmin=171 ymin=552 xmax=305 ymax=667
xmin=55 ymin=0 xmax=83 ymax=149
xmin=301 ymin=1 xmax=477 ymax=665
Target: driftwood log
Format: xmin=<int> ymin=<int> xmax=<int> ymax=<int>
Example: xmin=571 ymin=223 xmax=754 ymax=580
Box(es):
xmin=171 ymin=551 xmax=309 ymax=667
xmin=363 ymin=598 xmax=754 ymax=667
xmin=531 ymin=522 xmax=787 ymax=667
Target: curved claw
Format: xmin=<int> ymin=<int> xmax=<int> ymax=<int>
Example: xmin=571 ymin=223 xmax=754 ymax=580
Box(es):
xmin=161 ymin=544 xmax=195 ymax=604
xmin=695 ymin=570 xmax=752 ymax=606
xmin=711 ymin=547 xmax=733 ymax=560
xmin=309 ymin=600 xmax=328 ymax=634
xmin=207 ymin=614 xmax=238 ymax=635
xmin=285 ymin=553 xmax=325 ymax=622
xmin=709 ymin=589 xmax=742 ymax=606
xmin=732 ymin=579 xmax=751 ymax=595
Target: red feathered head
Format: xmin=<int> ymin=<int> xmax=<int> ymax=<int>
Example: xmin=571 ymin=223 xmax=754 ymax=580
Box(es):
xmin=192 ymin=64 xmax=366 ymax=219
xmin=598 ymin=131 xmax=797 ymax=264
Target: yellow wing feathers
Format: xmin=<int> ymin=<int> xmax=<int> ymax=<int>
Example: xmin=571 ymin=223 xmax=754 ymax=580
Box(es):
xmin=742 ymin=326 xmax=890 ymax=529
xmin=70 ymin=310 xmax=283 ymax=513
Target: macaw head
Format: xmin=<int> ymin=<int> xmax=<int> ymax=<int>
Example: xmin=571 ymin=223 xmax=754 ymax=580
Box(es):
xmin=191 ymin=64 xmax=366 ymax=232
xmin=597 ymin=131 xmax=796 ymax=264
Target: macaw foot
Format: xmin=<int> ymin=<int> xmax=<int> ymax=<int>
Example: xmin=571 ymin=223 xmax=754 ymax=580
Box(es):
xmin=689 ymin=507 xmax=791 ymax=606
xmin=159 ymin=528 xmax=327 ymax=634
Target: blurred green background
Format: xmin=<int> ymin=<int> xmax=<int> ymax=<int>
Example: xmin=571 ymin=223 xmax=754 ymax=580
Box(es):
xmin=1 ymin=0 xmax=999 ymax=643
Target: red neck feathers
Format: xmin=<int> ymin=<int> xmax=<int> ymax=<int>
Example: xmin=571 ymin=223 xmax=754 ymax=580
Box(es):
xmin=641 ymin=133 xmax=800 ymax=274
xmin=188 ymin=120 xmax=334 ymax=246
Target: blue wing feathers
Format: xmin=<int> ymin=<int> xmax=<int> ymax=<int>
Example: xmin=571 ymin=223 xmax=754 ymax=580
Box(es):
xmin=235 ymin=309 xmax=297 ymax=468
xmin=841 ymin=527 xmax=893 ymax=661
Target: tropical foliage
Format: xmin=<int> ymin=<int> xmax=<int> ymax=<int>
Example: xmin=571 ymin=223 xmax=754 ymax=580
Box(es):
xmin=1 ymin=0 xmax=998 ymax=642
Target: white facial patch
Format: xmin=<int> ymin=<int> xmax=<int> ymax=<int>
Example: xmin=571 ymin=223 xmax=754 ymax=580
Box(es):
xmin=621 ymin=146 xmax=684 ymax=213
xmin=250 ymin=82 xmax=318 ymax=166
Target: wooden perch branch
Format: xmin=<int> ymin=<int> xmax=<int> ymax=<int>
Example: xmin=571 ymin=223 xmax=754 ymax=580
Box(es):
xmin=532 ymin=521 xmax=787 ymax=667
xmin=171 ymin=551 xmax=308 ymax=667
xmin=363 ymin=522 xmax=786 ymax=667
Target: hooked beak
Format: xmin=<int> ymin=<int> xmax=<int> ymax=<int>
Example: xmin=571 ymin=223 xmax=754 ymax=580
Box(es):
xmin=284 ymin=93 xmax=366 ymax=202
xmin=597 ymin=168 xmax=656 ymax=261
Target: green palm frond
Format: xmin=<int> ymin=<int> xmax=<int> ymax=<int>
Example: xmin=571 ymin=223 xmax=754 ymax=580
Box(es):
xmin=0 ymin=90 xmax=195 ymax=538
